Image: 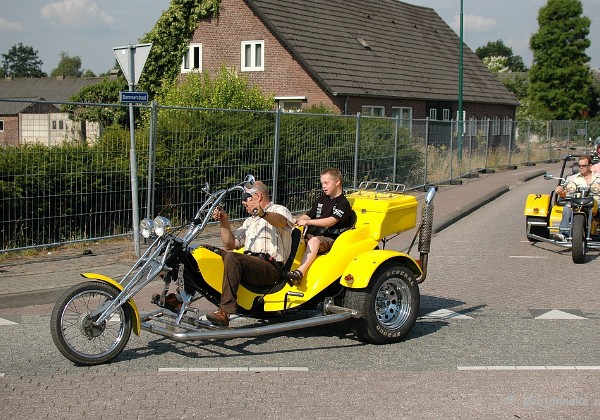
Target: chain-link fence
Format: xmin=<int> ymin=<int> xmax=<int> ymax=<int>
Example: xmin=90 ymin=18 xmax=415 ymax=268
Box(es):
xmin=1 ymin=98 xmax=600 ymax=252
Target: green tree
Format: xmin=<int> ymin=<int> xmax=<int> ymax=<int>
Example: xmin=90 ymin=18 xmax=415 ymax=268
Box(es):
xmin=476 ymin=40 xmax=528 ymax=72
xmin=63 ymin=77 xmax=129 ymax=135
xmin=1 ymin=43 xmax=46 ymax=77
xmin=51 ymin=51 xmax=83 ymax=77
xmin=156 ymin=66 xmax=273 ymax=110
xmin=528 ymin=0 xmax=593 ymax=120
xmin=139 ymin=0 xmax=220 ymax=97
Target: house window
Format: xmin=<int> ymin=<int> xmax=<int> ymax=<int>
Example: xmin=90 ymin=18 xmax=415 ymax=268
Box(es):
xmin=0 ymin=120 xmax=5 ymax=132
xmin=502 ymin=116 xmax=512 ymax=135
xmin=361 ymin=106 xmax=385 ymax=117
xmin=59 ymin=120 xmax=64 ymax=130
xmin=241 ymin=41 xmax=264 ymax=71
xmin=429 ymin=108 xmax=437 ymax=120
xmin=442 ymin=108 xmax=450 ymax=121
xmin=182 ymin=43 xmax=202 ymax=73
xmin=391 ymin=107 xmax=412 ymax=128
xmin=52 ymin=120 xmax=57 ymax=130
xmin=468 ymin=116 xmax=478 ymax=136
xmin=491 ymin=116 xmax=501 ymax=135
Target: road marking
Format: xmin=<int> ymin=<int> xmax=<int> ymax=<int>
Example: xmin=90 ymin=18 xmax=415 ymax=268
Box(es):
xmin=534 ymin=309 xmax=587 ymax=320
xmin=421 ymin=309 xmax=474 ymax=320
xmin=0 ymin=373 xmax=5 ymax=377
xmin=0 ymin=318 xmax=18 ymax=325
xmin=509 ymin=255 xmax=548 ymax=259
xmin=458 ymin=366 xmax=600 ymax=371
xmin=159 ymin=367 xmax=309 ymax=372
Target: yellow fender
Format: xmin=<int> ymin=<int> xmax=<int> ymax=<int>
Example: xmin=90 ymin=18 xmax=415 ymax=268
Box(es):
xmin=81 ymin=273 xmax=141 ymax=336
xmin=340 ymin=249 xmax=422 ymax=289
xmin=524 ymin=193 xmax=550 ymax=217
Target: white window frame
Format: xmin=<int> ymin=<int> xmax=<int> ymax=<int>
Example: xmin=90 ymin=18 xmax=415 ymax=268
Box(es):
xmin=361 ymin=106 xmax=385 ymax=117
xmin=468 ymin=116 xmax=478 ymax=136
xmin=275 ymin=96 xmax=305 ymax=112
xmin=502 ymin=116 xmax=512 ymax=135
xmin=391 ymin=107 xmax=413 ymax=129
xmin=429 ymin=108 xmax=437 ymax=120
xmin=181 ymin=43 xmax=202 ymax=73
xmin=491 ymin=116 xmax=501 ymax=136
xmin=241 ymin=40 xmax=264 ymax=71
xmin=442 ymin=108 xmax=450 ymax=121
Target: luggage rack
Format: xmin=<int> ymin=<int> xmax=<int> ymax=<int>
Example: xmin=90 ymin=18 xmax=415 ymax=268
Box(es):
xmin=353 ymin=180 xmax=407 ymax=194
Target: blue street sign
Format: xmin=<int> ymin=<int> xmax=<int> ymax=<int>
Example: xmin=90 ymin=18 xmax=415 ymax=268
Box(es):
xmin=120 ymin=91 xmax=149 ymax=103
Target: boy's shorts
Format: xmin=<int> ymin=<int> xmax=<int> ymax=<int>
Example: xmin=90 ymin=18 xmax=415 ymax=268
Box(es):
xmin=305 ymin=234 xmax=335 ymax=253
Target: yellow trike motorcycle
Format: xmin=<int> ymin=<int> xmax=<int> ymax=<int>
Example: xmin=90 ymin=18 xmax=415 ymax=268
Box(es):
xmin=51 ymin=175 xmax=436 ymax=365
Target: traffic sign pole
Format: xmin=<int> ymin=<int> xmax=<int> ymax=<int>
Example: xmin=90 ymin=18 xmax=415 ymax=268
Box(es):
xmin=114 ymin=43 xmax=152 ymax=257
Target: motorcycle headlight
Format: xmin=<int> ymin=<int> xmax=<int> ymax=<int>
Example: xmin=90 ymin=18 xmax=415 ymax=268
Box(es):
xmin=153 ymin=216 xmax=171 ymax=237
xmin=566 ymin=182 xmax=577 ymax=194
xmin=140 ymin=218 xmax=154 ymax=239
xmin=591 ymin=183 xmax=600 ymax=195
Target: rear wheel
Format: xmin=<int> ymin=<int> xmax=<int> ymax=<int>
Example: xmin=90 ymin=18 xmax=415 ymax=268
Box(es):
xmin=50 ymin=281 xmax=132 ymax=365
xmin=525 ymin=216 xmax=547 ymax=242
xmin=571 ymin=213 xmax=587 ymax=264
xmin=343 ymin=263 xmax=419 ymax=344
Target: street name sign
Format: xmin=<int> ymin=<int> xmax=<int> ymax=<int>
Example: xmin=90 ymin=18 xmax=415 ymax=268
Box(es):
xmin=120 ymin=91 xmax=149 ymax=104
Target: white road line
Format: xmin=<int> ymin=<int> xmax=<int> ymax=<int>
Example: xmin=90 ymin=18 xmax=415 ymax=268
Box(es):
xmin=458 ymin=366 xmax=600 ymax=371
xmin=421 ymin=309 xmax=474 ymax=320
xmin=0 ymin=373 xmax=5 ymax=377
xmin=509 ymin=255 xmax=548 ymax=259
xmin=159 ymin=367 xmax=309 ymax=372
xmin=0 ymin=318 xmax=17 ymax=326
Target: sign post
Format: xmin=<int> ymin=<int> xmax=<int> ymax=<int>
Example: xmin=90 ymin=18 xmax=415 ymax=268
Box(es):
xmin=114 ymin=43 xmax=152 ymax=257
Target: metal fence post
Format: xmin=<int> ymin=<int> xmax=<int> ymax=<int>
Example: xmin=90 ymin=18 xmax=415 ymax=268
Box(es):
xmin=508 ymin=119 xmax=513 ymax=166
xmin=393 ymin=115 xmax=399 ymax=183
xmin=272 ymin=108 xmax=281 ymax=204
xmin=146 ymin=100 xmax=158 ymax=219
xmin=449 ymin=119 xmax=454 ymax=181
xmin=485 ymin=118 xmax=490 ymax=169
xmin=353 ymin=112 xmax=361 ymax=188
xmin=424 ymin=117 xmax=429 ymax=186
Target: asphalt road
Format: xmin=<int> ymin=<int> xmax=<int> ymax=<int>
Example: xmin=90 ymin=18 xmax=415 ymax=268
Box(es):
xmin=2 ymin=174 xmax=600 ymax=418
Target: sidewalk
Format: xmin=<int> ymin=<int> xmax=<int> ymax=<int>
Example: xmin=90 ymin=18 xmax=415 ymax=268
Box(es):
xmin=0 ymin=162 xmax=562 ymax=309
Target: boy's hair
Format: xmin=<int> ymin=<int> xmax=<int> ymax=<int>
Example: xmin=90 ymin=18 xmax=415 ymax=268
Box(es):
xmin=321 ymin=168 xmax=343 ymax=183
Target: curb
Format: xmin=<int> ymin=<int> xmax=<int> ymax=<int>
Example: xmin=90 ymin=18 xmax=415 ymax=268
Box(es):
xmin=432 ymin=185 xmax=510 ymax=233
xmin=519 ymin=169 xmax=547 ymax=183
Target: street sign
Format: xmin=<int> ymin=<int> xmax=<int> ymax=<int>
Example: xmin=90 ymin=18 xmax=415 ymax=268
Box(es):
xmin=120 ymin=91 xmax=149 ymax=104
xmin=113 ymin=43 xmax=152 ymax=86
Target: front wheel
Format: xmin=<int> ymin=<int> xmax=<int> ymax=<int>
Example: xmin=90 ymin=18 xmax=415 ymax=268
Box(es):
xmin=571 ymin=213 xmax=587 ymax=264
xmin=50 ymin=281 xmax=132 ymax=365
xmin=343 ymin=263 xmax=420 ymax=344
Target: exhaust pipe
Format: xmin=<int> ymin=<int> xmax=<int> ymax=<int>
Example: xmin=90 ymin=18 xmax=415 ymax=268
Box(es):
xmin=416 ymin=186 xmax=436 ymax=283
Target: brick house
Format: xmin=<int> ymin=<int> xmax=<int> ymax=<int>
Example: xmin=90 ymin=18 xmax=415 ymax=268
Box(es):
xmin=183 ymin=0 xmax=518 ymax=126
xmin=0 ymin=77 xmax=104 ymax=146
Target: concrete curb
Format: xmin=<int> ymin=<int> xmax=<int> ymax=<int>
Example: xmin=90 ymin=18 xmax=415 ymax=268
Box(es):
xmin=432 ymin=185 xmax=510 ymax=233
xmin=519 ymin=169 xmax=547 ymax=183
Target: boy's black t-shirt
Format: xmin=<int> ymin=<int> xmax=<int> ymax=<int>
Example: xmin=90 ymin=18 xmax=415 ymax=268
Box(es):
xmin=305 ymin=193 xmax=353 ymax=238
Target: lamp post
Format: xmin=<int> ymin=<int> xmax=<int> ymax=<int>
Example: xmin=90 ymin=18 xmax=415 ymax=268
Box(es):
xmin=458 ymin=0 xmax=464 ymax=164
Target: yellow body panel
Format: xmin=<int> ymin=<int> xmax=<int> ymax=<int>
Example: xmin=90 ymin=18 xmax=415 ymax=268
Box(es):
xmin=524 ymin=193 xmax=550 ymax=217
xmin=80 ymin=272 xmax=141 ymax=336
xmin=194 ymin=226 xmax=379 ymax=312
xmin=347 ymin=190 xmax=418 ymax=241
xmin=340 ymin=250 xmax=422 ymax=289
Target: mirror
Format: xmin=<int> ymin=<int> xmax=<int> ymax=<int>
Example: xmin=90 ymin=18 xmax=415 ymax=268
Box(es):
xmin=243 ymin=174 xmax=255 ymax=189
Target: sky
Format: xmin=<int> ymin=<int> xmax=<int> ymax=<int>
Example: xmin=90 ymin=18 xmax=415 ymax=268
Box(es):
xmin=0 ymin=0 xmax=599 ymax=76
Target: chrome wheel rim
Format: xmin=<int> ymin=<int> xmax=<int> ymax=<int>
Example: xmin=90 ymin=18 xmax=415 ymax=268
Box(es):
xmin=375 ymin=277 xmax=411 ymax=330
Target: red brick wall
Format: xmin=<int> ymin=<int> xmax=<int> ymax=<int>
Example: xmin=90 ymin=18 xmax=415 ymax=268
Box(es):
xmin=192 ymin=0 xmax=338 ymax=110
xmin=0 ymin=116 xmax=19 ymax=146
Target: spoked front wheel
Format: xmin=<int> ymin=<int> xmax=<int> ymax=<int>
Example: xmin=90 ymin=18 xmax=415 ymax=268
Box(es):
xmin=50 ymin=281 xmax=132 ymax=365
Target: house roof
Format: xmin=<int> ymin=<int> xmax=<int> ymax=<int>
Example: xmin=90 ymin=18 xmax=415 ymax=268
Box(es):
xmin=0 ymin=77 xmax=108 ymax=102
xmin=245 ymin=0 xmax=519 ymax=106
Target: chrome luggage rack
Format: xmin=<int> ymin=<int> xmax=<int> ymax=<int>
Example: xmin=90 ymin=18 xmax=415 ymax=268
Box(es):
xmin=352 ymin=180 xmax=407 ymax=194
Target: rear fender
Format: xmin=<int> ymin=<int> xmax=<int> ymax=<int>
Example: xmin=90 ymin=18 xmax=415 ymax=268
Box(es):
xmin=524 ymin=193 xmax=550 ymax=217
xmin=340 ymin=250 xmax=422 ymax=289
xmin=80 ymin=273 xmax=141 ymax=336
